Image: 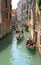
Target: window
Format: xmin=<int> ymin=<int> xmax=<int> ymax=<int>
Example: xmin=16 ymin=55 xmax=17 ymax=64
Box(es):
xmin=23 ymin=3 xmax=26 ymax=10
xmin=8 ymin=3 xmax=12 ymax=9
xmin=10 ymin=4 xmax=12 ymax=10
xmin=1 ymin=11 xmax=4 ymax=18
xmin=30 ymin=0 xmax=32 ymax=4
xmin=27 ymin=10 xmax=28 ymax=15
xmin=35 ymin=32 xmax=37 ymax=42
xmin=27 ymin=4 xmax=29 ymax=8
xmin=9 ymin=13 xmax=11 ymax=19
xmin=5 ymin=12 xmax=8 ymax=19
xmin=5 ymin=0 xmax=8 ymax=8
xmin=23 ymin=5 xmax=25 ymax=10
xmin=29 ymin=15 xmax=31 ymax=19
xmin=0 ymin=23 xmax=2 ymax=32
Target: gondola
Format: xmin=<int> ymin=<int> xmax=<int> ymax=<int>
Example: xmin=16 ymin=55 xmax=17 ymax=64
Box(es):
xmin=25 ymin=25 xmax=29 ymax=31
xmin=26 ymin=38 xmax=36 ymax=49
xmin=16 ymin=33 xmax=24 ymax=40
xmin=16 ymin=28 xmax=23 ymax=33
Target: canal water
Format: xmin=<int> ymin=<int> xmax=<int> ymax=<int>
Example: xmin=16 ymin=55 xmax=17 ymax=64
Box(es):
xmin=0 ymin=30 xmax=41 ymax=65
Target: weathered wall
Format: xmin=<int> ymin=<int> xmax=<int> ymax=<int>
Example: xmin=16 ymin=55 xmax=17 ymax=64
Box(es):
xmin=35 ymin=2 xmax=41 ymax=55
xmin=0 ymin=0 xmax=2 ymax=23
xmin=0 ymin=0 xmax=12 ymax=38
xmin=0 ymin=0 xmax=2 ymax=38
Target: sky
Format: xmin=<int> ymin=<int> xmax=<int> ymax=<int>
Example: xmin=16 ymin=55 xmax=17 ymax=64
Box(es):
xmin=12 ymin=0 xmax=20 ymax=9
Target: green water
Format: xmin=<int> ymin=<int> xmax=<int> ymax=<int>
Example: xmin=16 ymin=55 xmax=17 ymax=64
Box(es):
xmin=0 ymin=30 xmax=41 ymax=65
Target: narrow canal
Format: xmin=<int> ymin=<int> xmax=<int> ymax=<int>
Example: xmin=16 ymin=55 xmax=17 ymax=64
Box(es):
xmin=0 ymin=30 xmax=41 ymax=65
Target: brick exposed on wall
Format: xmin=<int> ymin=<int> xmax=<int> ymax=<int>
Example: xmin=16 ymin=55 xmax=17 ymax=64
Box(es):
xmin=0 ymin=0 xmax=12 ymax=38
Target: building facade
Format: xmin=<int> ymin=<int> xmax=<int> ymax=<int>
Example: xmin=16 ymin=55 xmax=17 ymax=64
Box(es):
xmin=17 ymin=1 xmax=22 ymax=23
xmin=0 ymin=0 xmax=12 ymax=38
xmin=20 ymin=0 xmax=29 ymax=25
xmin=28 ymin=0 xmax=36 ymax=40
xmin=17 ymin=0 xmax=29 ymax=25
xmin=28 ymin=0 xmax=41 ymax=55
xmin=22 ymin=0 xmax=28 ymax=24
xmin=12 ymin=9 xmax=17 ymax=26
xmin=35 ymin=1 xmax=41 ymax=55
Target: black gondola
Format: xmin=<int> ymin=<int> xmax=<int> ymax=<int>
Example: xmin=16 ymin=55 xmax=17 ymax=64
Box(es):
xmin=26 ymin=38 xmax=36 ymax=49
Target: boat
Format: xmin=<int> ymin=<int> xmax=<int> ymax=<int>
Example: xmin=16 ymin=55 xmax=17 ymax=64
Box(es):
xmin=25 ymin=25 xmax=29 ymax=31
xmin=16 ymin=33 xmax=24 ymax=40
xmin=26 ymin=38 xmax=36 ymax=49
xmin=16 ymin=28 xmax=23 ymax=33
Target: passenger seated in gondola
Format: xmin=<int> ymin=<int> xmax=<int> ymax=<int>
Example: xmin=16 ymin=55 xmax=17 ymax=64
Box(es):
xmin=22 ymin=29 xmax=23 ymax=34
xmin=19 ymin=34 xmax=20 ymax=38
xmin=18 ymin=32 xmax=24 ymax=38
xmin=26 ymin=38 xmax=35 ymax=47
xmin=26 ymin=40 xmax=31 ymax=47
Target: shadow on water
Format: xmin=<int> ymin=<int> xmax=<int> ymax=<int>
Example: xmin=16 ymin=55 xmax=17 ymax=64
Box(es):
xmin=26 ymin=47 xmax=36 ymax=55
xmin=17 ymin=39 xmax=23 ymax=44
xmin=0 ymin=32 xmax=13 ymax=53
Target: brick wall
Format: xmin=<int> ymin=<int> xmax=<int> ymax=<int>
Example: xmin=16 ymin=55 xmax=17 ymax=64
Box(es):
xmin=0 ymin=0 xmax=12 ymax=38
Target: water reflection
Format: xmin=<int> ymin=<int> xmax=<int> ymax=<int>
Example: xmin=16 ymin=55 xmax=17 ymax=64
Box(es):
xmin=0 ymin=31 xmax=14 ymax=65
xmin=10 ymin=33 xmax=32 ymax=65
xmin=26 ymin=48 xmax=36 ymax=55
xmin=0 ymin=32 xmax=13 ymax=53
